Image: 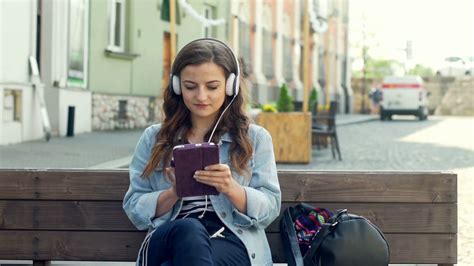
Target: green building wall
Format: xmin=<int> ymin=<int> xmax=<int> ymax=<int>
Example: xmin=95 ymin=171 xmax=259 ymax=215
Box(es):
xmin=89 ymin=0 xmax=230 ymax=98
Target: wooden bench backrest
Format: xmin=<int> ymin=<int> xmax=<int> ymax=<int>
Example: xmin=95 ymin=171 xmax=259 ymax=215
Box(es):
xmin=0 ymin=169 xmax=457 ymax=264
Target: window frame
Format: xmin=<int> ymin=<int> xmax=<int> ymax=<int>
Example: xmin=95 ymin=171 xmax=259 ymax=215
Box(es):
xmin=107 ymin=0 xmax=126 ymax=53
xmin=203 ymin=5 xmax=212 ymax=38
xmin=3 ymin=89 xmax=22 ymax=123
xmin=67 ymin=0 xmax=89 ymax=89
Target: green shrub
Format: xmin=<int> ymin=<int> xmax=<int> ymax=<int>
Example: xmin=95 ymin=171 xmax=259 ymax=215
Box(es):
xmin=309 ymin=87 xmax=318 ymax=112
xmin=277 ymin=83 xmax=294 ymax=112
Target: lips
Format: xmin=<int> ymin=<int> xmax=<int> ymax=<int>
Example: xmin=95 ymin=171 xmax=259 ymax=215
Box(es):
xmin=194 ymin=104 xmax=209 ymax=109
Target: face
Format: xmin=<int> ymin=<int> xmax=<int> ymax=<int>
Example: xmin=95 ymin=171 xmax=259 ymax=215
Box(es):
xmin=180 ymin=62 xmax=227 ymax=124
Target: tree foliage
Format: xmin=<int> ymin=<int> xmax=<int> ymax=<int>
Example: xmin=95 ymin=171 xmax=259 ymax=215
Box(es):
xmin=353 ymin=58 xmax=403 ymax=79
xmin=408 ymin=64 xmax=434 ymax=77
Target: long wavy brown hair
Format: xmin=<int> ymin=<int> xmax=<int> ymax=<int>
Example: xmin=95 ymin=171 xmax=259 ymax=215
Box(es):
xmin=142 ymin=39 xmax=253 ymax=178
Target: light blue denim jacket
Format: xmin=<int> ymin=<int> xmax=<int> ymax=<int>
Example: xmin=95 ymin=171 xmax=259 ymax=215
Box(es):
xmin=123 ymin=123 xmax=281 ymax=265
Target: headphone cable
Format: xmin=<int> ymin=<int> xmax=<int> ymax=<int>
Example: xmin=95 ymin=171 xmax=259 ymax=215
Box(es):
xmin=207 ymin=94 xmax=237 ymax=143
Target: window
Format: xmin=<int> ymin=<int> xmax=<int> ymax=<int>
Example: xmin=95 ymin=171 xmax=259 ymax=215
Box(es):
xmin=68 ymin=0 xmax=89 ymax=88
xmin=203 ymin=5 xmax=212 ymax=37
xmin=118 ymin=100 xmax=128 ymax=120
xmin=3 ymin=90 xmax=22 ymax=122
xmin=108 ymin=0 xmax=126 ymax=52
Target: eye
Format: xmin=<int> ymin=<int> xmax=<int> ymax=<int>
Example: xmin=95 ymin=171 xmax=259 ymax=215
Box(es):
xmin=184 ymin=86 xmax=196 ymax=90
xmin=208 ymin=86 xmax=218 ymax=90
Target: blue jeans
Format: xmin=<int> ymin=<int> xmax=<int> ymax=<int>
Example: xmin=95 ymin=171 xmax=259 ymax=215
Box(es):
xmin=140 ymin=217 xmax=250 ymax=266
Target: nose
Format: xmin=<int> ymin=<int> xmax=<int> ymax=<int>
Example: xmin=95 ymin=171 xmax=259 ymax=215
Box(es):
xmin=195 ymin=86 xmax=207 ymax=101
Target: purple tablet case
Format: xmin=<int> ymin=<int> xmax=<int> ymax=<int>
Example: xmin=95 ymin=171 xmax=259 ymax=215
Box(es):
xmin=172 ymin=142 xmax=220 ymax=197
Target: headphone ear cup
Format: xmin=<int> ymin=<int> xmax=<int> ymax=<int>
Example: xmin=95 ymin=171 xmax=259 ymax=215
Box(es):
xmin=171 ymin=75 xmax=181 ymax=95
xmin=226 ymin=73 xmax=236 ymax=96
xmin=234 ymin=75 xmax=240 ymax=96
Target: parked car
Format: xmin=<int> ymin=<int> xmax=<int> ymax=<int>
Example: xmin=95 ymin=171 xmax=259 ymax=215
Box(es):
xmin=436 ymin=56 xmax=473 ymax=77
xmin=464 ymin=56 xmax=474 ymax=75
xmin=379 ymin=75 xmax=429 ymax=121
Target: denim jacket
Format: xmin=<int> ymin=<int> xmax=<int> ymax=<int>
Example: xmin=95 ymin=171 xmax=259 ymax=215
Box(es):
xmin=123 ymin=123 xmax=281 ymax=265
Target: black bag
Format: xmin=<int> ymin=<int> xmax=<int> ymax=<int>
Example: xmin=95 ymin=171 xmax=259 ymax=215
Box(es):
xmin=280 ymin=203 xmax=390 ymax=266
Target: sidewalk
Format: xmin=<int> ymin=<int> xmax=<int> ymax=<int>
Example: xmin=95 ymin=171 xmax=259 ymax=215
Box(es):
xmin=0 ymin=114 xmax=377 ymax=170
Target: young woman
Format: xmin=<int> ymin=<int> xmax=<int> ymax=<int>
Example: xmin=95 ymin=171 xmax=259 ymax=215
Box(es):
xmin=123 ymin=38 xmax=281 ymax=266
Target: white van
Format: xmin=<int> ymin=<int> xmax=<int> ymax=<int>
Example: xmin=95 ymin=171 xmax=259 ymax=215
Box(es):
xmin=380 ymin=75 xmax=429 ymax=120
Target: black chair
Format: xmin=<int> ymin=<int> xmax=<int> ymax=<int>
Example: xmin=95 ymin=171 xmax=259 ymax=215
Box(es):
xmin=312 ymin=101 xmax=342 ymax=160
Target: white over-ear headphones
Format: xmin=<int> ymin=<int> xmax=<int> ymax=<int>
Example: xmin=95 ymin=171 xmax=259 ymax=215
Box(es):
xmin=169 ymin=38 xmax=240 ymax=97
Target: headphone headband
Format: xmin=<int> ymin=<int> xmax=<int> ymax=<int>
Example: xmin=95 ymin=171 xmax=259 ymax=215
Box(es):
xmin=169 ymin=38 xmax=240 ymax=96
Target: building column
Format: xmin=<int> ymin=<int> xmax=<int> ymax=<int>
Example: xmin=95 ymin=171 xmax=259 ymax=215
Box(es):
xmin=334 ymin=0 xmax=344 ymax=111
xmin=292 ymin=0 xmax=304 ymax=101
xmin=252 ymin=0 xmax=267 ymax=104
xmin=274 ymin=0 xmax=285 ymax=88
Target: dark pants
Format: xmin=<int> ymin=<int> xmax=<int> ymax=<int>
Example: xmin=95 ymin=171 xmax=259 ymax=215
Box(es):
xmin=140 ymin=218 xmax=250 ymax=266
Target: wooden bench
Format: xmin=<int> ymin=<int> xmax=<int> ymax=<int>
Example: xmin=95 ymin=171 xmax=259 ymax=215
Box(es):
xmin=0 ymin=169 xmax=457 ymax=265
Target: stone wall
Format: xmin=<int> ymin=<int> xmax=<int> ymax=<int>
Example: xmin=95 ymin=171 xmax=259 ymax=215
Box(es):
xmin=424 ymin=76 xmax=455 ymax=114
xmin=92 ymin=94 xmax=163 ymax=130
xmin=434 ymin=76 xmax=474 ymax=116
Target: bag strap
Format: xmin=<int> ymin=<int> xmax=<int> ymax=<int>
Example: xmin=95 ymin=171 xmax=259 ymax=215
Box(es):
xmin=302 ymin=223 xmax=332 ymax=265
xmin=282 ymin=206 xmax=304 ymax=266
xmin=302 ymin=210 xmax=346 ymax=265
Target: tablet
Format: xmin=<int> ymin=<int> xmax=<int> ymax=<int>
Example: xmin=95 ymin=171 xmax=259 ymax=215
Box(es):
xmin=172 ymin=142 xmax=220 ymax=197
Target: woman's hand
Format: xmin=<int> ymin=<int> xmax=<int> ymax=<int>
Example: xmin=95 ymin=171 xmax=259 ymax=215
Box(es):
xmin=194 ymin=164 xmax=247 ymax=213
xmin=165 ymin=167 xmax=178 ymax=197
xmin=154 ymin=167 xmax=179 ymax=218
xmin=194 ymin=164 xmax=239 ymax=195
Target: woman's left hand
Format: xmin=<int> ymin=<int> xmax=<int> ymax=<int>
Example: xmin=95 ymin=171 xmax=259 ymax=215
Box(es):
xmin=194 ymin=164 xmax=240 ymax=195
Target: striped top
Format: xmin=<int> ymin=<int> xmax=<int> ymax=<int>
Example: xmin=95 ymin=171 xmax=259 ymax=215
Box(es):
xmin=177 ymin=195 xmax=215 ymax=219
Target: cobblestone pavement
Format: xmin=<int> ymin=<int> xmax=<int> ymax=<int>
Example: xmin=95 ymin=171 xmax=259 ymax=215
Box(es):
xmin=278 ymin=116 xmax=474 ymax=171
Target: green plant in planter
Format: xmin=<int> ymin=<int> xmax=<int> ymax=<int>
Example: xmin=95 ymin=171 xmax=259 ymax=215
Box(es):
xmin=277 ymin=83 xmax=294 ymax=112
xmin=309 ymin=87 xmax=319 ymax=114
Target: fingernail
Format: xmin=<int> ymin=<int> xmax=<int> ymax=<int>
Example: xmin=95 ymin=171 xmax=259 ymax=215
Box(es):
xmin=204 ymin=166 xmax=209 ymax=170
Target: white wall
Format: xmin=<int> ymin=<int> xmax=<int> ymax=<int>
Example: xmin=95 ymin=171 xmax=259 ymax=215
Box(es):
xmin=0 ymin=0 xmax=34 ymax=83
xmin=41 ymin=0 xmax=92 ymax=137
xmin=0 ymin=1 xmax=44 ymax=145
xmin=59 ymin=89 xmax=91 ymax=136
xmin=23 ymin=85 xmax=46 ymax=141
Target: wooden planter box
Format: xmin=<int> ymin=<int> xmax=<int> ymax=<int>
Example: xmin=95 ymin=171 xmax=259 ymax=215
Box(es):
xmin=256 ymin=112 xmax=312 ymax=163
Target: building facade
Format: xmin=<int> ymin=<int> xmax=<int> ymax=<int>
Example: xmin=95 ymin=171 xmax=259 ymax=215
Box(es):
xmin=89 ymin=0 xmax=229 ymax=130
xmin=1 ymin=0 xmax=351 ymax=145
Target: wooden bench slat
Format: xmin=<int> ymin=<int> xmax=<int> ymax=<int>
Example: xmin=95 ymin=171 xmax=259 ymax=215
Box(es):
xmin=279 ymin=171 xmax=457 ymax=203
xmin=0 ymin=200 xmax=137 ymax=231
xmin=0 ymin=231 xmax=456 ymax=264
xmin=0 ymin=200 xmax=456 ymax=234
xmin=0 ymin=170 xmax=456 ymax=203
xmin=0 ymin=231 xmax=144 ymax=261
xmin=267 ymin=202 xmax=457 ymax=233
xmin=268 ymin=233 xmax=457 ymax=264
xmin=0 ymin=169 xmax=129 ymax=200
xmin=0 ymin=169 xmax=129 ymax=201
